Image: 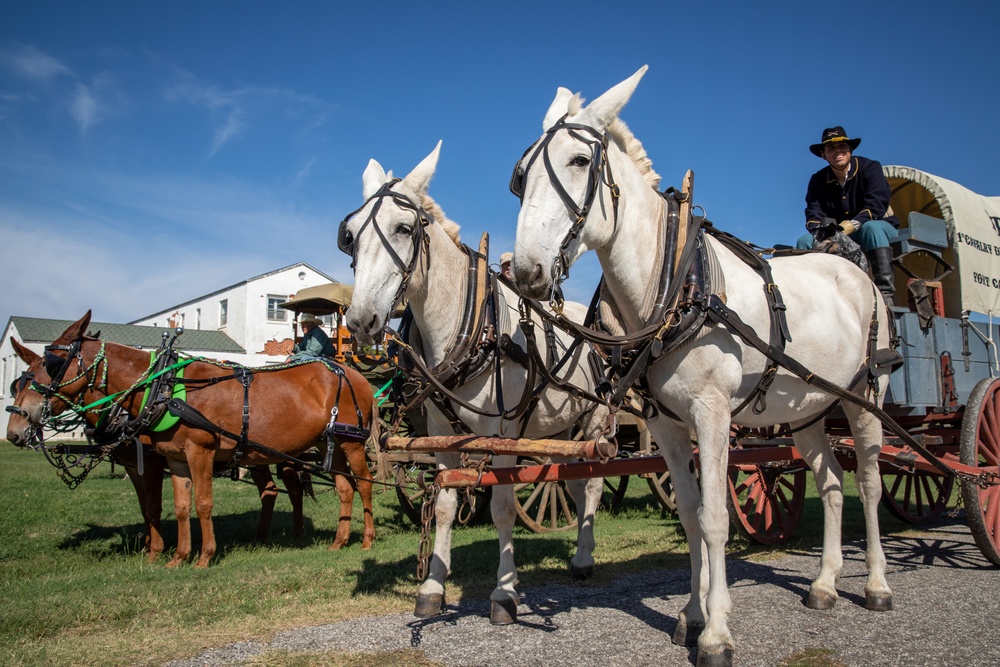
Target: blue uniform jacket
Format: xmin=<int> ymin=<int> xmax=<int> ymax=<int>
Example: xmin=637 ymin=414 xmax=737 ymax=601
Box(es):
xmin=805 ymin=155 xmax=899 ymax=228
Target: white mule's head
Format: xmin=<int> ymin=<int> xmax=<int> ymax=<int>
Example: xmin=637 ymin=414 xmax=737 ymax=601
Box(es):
xmin=510 ymin=65 xmax=648 ymax=301
xmin=340 ymin=141 xmax=441 ymax=344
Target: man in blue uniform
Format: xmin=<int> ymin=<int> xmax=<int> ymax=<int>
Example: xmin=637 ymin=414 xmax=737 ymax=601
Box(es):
xmin=796 ymin=126 xmax=899 ymax=304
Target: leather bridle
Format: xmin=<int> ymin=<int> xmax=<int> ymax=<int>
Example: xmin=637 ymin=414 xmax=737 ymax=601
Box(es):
xmin=509 ymin=115 xmax=620 ymax=307
xmin=338 ymin=178 xmax=433 ymax=314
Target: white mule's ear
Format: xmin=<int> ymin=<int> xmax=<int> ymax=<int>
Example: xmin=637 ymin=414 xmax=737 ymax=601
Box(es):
xmin=402 ymin=140 xmax=441 ymax=196
xmin=362 ymin=159 xmax=388 ymax=199
xmin=578 ymin=65 xmax=648 ymax=131
xmin=543 ymin=87 xmax=575 ymax=131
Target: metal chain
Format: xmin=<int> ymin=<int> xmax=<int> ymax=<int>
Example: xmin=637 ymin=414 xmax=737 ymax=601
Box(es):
xmin=416 ymin=483 xmax=438 ymax=581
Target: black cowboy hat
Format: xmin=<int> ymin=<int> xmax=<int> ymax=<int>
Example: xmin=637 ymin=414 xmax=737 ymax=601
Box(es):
xmin=809 ymin=126 xmax=861 ymax=157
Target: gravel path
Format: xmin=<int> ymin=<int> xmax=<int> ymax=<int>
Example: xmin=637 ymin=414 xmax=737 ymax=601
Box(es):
xmin=168 ymin=519 xmax=998 ymax=667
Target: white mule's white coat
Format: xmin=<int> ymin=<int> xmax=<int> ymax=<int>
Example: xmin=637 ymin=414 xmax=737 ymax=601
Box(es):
xmin=344 ymin=142 xmax=608 ymax=615
xmin=512 ymin=67 xmax=893 ymax=665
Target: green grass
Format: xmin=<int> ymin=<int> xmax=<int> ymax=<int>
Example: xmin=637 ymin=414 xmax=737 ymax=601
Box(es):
xmin=0 ymin=442 xmax=917 ymax=666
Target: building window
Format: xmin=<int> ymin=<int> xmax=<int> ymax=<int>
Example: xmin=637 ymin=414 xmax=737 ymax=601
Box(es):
xmin=195 ymin=308 xmax=201 ymax=330
xmin=267 ymin=295 xmax=286 ymax=321
xmin=220 ymin=299 xmax=228 ymax=327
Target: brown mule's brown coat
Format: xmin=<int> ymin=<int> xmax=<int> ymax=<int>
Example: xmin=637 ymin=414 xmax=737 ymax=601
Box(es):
xmin=7 ymin=312 xmax=376 ymax=567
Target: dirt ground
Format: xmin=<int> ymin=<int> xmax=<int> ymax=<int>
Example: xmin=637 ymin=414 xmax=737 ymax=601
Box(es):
xmin=168 ymin=518 xmax=998 ymax=667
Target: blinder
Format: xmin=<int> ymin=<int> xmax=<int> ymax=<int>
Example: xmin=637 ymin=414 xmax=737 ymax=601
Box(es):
xmin=9 ymin=371 xmax=34 ymax=398
xmin=39 ymin=341 xmax=82 ymax=395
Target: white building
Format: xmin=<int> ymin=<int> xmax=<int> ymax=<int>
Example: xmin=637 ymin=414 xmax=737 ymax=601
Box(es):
xmin=1 ymin=262 xmax=342 ymax=439
xmin=128 ymin=262 xmax=339 ymax=366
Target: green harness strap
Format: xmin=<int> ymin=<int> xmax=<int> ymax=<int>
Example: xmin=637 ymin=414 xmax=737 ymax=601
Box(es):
xmin=138 ymin=351 xmax=188 ymax=432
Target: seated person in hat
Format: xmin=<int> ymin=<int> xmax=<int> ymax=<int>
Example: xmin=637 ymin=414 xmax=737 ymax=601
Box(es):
xmin=795 ymin=126 xmax=899 ymax=304
xmin=499 ymin=251 xmax=513 ymax=279
xmin=288 ymin=315 xmax=337 ymax=361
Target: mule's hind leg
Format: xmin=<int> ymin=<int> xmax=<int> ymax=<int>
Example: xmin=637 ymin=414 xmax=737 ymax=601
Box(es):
xmin=277 ymin=462 xmax=306 ymax=539
xmin=566 ymin=407 xmax=610 ymax=579
xmin=248 ymin=465 xmax=280 ymax=542
xmin=488 ymin=454 xmax=519 ymax=624
xmin=340 ymin=440 xmax=375 ymax=549
xmin=415 ymin=451 xmax=460 ymax=618
xmin=186 ymin=449 xmax=218 ymax=568
xmin=792 ymin=421 xmax=845 ymax=610
xmin=844 ymin=403 xmax=892 ymax=611
xmin=565 ymin=475 xmax=603 ymax=579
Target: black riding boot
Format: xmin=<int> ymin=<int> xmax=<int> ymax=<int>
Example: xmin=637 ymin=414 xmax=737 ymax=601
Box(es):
xmin=868 ymin=246 xmax=896 ymax=307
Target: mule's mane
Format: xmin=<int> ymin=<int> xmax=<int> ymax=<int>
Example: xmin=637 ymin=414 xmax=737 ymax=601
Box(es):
xmin=420 ymin=192 xmax=461 ymax=246
xmin=569 ymin=94 xmax=661 ymax=189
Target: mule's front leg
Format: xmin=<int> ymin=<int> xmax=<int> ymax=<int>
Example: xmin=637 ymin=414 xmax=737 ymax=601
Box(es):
xmin=415 ymin=454 xmax=459 ymax=617
xmin=166 ymin=459 xmax=193 ymax=567
xmin=489 ymin=457 xmax=519 ymax=624
xmin=692 ymin=416 xmax=736 ymax=667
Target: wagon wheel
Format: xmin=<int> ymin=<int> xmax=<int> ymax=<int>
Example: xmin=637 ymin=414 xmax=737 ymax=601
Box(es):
xmin=514 ymin=456 xmax=578 ymax=533
xmin=393 ymin=457 xmax=492 ymax=528
xmin=727 ymin=459 xmax=808 ymax=545
xmin=880 ymin=468 xmax=954 ymax=524
xmin=636 ymin=421 xmax=677 ymax=513
xmin=959 ymin=377 xmax=1000 ymax=566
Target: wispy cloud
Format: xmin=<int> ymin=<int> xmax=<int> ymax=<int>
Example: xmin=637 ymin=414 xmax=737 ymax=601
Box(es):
xmin=0 ymin=43 xmax=71 ymax=81
xmin=163 ymin=72 xmax=337 ymax=158
xmin=68 ymin=74 xmax=127 ymax=134
xmin=0 ymin=148 xmax=352 ymax=325
xmin=209 ymin=108 xmax=245 ymax=156
xmin=293 ymin=156 xmax=318 ymax=186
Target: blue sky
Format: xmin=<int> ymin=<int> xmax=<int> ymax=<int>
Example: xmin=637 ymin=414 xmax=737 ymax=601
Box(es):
xmin=2 ymin=1 xmax=998 ymax=326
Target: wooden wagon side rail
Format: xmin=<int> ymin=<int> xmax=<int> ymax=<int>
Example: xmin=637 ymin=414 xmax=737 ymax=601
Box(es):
xmin=432 ymin=435 xmax=995 ymax=489
xmin=382 ymin=435 xmax=617 ymax=460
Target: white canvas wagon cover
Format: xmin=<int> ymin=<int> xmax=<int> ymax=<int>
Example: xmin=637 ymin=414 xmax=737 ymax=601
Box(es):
xmin=885 ymin=165 xmax=1000 ymax=317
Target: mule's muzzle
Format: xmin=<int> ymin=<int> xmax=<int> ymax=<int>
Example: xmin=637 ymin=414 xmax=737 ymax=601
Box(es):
xmin=513 ymin=262 xmax=551 ymax=301
xmin=345 ymin=309 xmax=381 ymax=347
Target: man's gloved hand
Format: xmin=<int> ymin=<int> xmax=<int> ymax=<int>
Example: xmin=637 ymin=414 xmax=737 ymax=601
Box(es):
xmin=838 ymin=220 xmax=859 ymax=234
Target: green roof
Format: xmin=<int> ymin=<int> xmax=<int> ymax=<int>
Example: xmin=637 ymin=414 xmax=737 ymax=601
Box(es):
xmin=8 ymin=317 xmax=244 ymax=354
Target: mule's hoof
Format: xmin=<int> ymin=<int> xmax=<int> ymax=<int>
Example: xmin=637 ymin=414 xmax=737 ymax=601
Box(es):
xmin=414 ymin=593 xmax=445 ymax=618
xmin=570 ymin=563 xmax=594 ymax=580
xmin=672 ymin=619 xmax=705 ymax=646
xmin=865 ymin=591 xmax=894 ymax=612
xmin=696 ymin=648 xmax=734 ymax=667
xmin=805 ymin=589 xmax=838 ymax=610
xmin=490 ymin=598 xmax=518 ymax=625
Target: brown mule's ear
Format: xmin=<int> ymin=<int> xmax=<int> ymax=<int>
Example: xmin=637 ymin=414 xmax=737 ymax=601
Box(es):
xmin=11 ymin=338 xmax=40 ymax=365
xmin=56 ymin=310 xmax=93 ymax=344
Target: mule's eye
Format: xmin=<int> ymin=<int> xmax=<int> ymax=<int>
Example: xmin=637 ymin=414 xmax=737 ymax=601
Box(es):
xmin=570 ymin=155 xmax=590 ymax=168
xmin=395 ymin=224 xmax=412 ymax=236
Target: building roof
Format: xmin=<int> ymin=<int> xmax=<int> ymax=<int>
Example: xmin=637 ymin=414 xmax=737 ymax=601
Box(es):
xmin=7 ymin=317 xmax=245 ymax=353
xmin=127 ymin=261 xmax=337 ymax=323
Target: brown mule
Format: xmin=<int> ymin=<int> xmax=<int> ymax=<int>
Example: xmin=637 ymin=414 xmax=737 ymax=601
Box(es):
xmin=6 ymin=311 xmax=376 ymax=567
xmin=8 ymin=345 xmax=309 ymax=553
